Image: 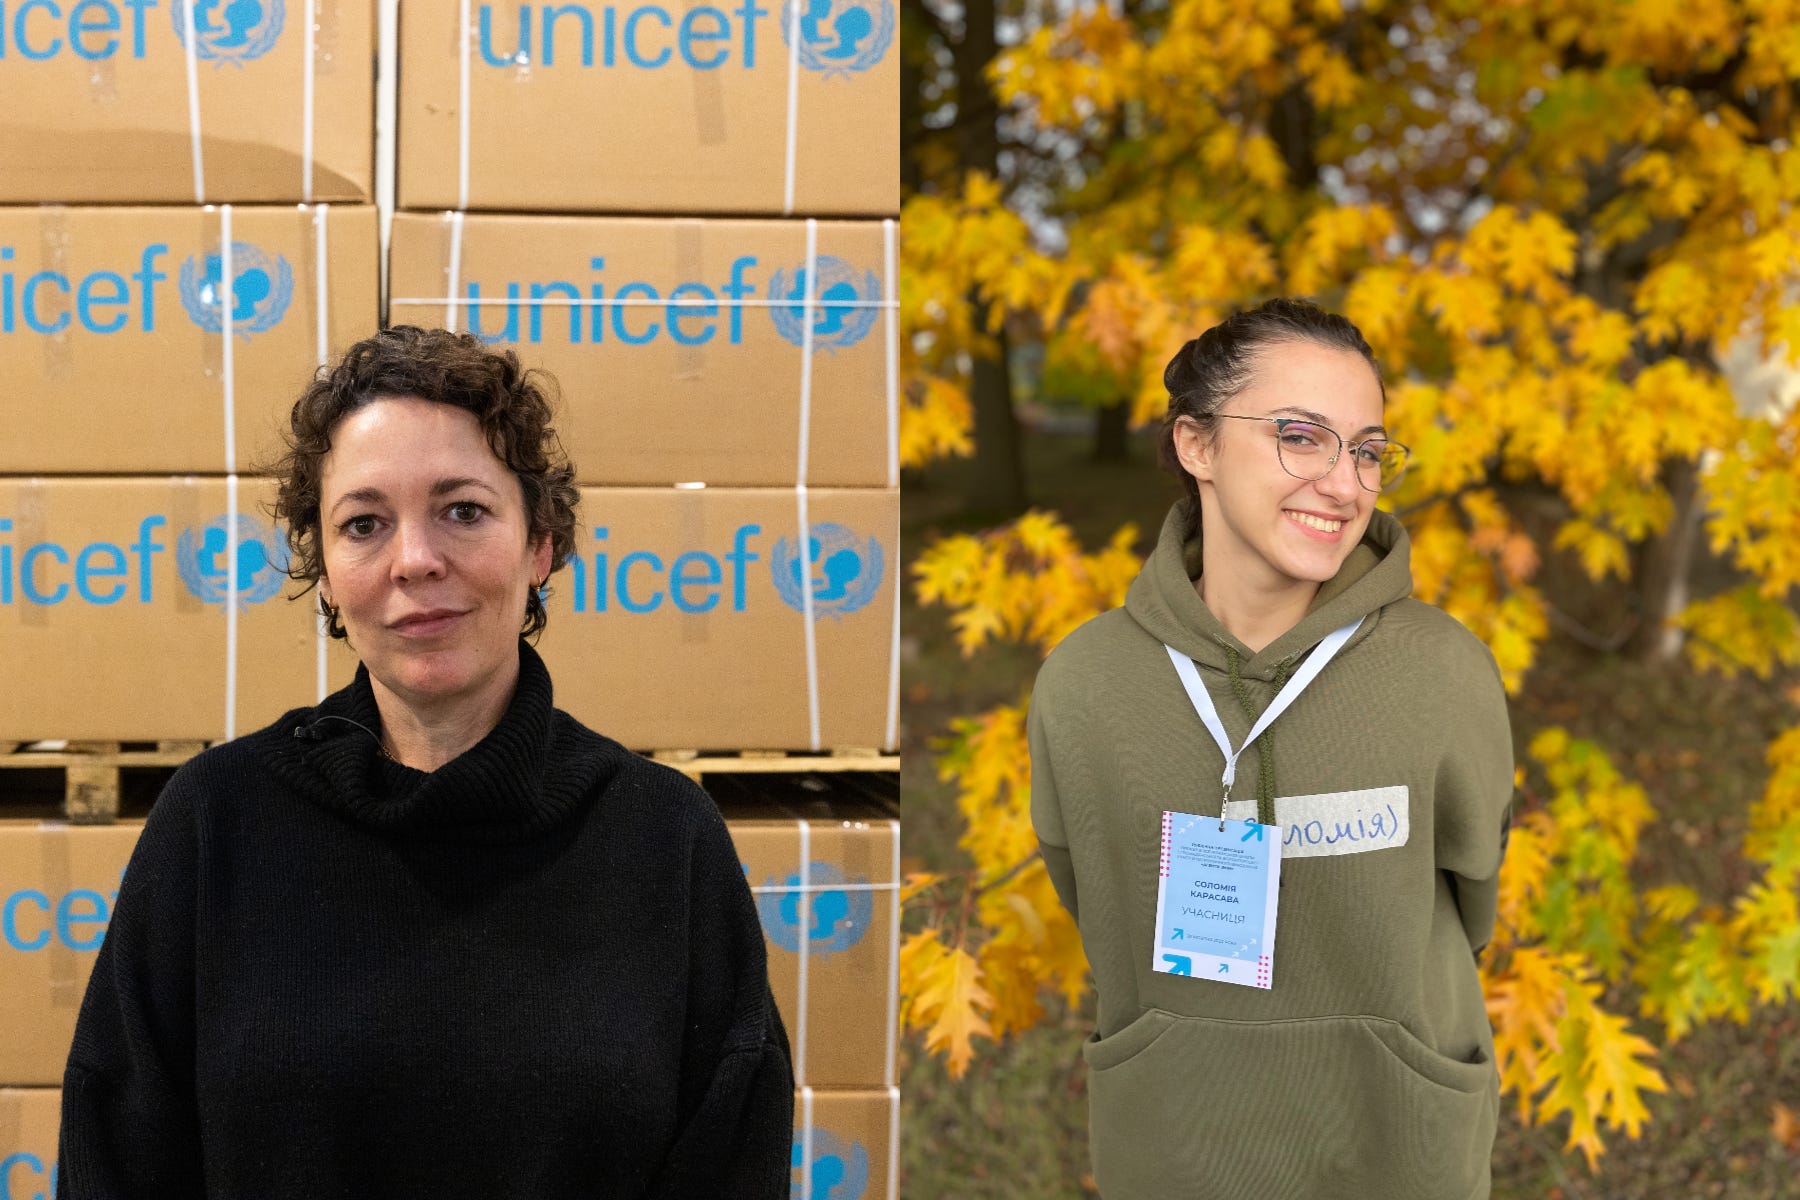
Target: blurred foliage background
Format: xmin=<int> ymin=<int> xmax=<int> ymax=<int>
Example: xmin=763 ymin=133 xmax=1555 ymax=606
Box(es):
xmin=897 ymin=0 xmax=1800 ymax=1195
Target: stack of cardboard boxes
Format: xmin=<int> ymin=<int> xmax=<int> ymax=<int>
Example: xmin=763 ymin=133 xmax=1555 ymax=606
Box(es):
xmin=0 ymin=1 xmax=381 ymax=736
xmin=390 ymin=3 xmax=901 ymax=1188
xmin=0 ymin=2 xmax=899 ymax=1193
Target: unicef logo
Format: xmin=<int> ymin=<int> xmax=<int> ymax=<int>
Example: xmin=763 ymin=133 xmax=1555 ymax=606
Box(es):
xmin=178 ymin=242 xmax=294 ymax=338
xmin=767 ymin=257 xmax=881 ymax=353
xmin=756 ymin=862 xmax=873 ymax=955
xmin=171 ymin=0 xmax=285 ymax=65
xmin=176 ymin=515 xmax=289 ymax=609
xmin=780 ymin=0 xmax=893 ymax=75
xmin=791 ymin=1129 xmax=870 ymax=1200
xmin=771 ymin=523 xmax=883 ymax=620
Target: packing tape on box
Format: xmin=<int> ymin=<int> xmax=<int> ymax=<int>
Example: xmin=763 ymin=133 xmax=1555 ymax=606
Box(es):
xmin=795 ymin=484 xmax=820 ymax=751
xmin=452 ymin=2 xmax=808 ymax=211
xmin=0 ymin=1090 xmax=17 ymax=1165
xmin=226 ymin=473 xmax=241 ymax=740
xmin=749 ymin=819 xmax=901 ymax=1088
xmin=304 ymin=0 xmax=319 ymax=202
xmin=409 ymin=216 xmax=901 ymax=486
xmin=180 ymin=1 xmax=325 ymax=201
xmin=181 ymin=1 xmax=205 ymax=200
xmin=221 ymin=206 xmax=237 ymax=471
xmin=17 ymin=481 xmax=50 ymax=630
xmin=458 ymin=0 xmax=473 ymax=210
xmin=314 ymin=203 xmax=333 ymax=701
xmin=783 ymin=0 xmax=802 ymax=214
xmin=884 ymin=813 xmax=899 ymax=1083
xmin=36 ymin=824 xmax=80 ymax=1013
xmin=37 ymin=209 xmax=75 ymax=385
xmin=797 ymin=220 xmax=818 ymax=484
xmin=797 ymin=1085 xmax=813 ymax=1199
xmin=793 ymin=1086 xmax=900 ymax=1200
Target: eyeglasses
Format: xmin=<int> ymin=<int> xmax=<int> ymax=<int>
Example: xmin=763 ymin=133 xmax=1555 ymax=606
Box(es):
xmin=1213 ymin=414 xmax=1411 ymax=493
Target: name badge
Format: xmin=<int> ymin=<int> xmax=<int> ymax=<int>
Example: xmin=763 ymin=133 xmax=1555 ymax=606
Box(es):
xmin=1151 ymin=811 xmax=1282 ymax=989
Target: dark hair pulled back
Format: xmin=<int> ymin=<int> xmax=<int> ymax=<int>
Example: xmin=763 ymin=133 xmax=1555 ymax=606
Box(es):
xmin=1159 ymin=297 xmax=1385 ymax=537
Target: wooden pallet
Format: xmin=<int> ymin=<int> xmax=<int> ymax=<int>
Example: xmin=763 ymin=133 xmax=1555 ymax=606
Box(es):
xmin=0 ymin=741 xmax=897 ymax=822
xmin=649 ymin=748 xmax=898 ymax=784
xmin=0 ymin=741 xmax=208 ymax=823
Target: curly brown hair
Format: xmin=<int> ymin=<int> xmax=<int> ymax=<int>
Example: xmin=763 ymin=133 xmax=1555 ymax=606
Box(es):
xmin=268 ymin=326 xmax=580 ymax=641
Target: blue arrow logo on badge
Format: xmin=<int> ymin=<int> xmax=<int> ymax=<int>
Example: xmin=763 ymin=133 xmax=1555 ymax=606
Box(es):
xmin=1218 ymin=963 xmax=1230 ymax=974
xmin=1162 ymin=954 xmax=1191 ymax=976
xmin=1241 ymin=823 xmax=1264 ymax=842
xmin=1171 ymin=928 xmax=1184 ymax=940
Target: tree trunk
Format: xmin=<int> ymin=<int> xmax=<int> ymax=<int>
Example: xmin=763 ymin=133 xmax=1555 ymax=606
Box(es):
xmin=1624 ymin=457 xmax=1703 ymax=663
xmin=966 ymin=302 xmax=1027 ymax=515
xmin=950 ymin=0 xmax=1026 ymax=514
xmin=1093 ymin=400 xmax=1130 ymax=463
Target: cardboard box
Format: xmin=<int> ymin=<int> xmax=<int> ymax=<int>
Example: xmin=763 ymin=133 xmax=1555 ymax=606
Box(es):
xmin=0 ymin=0 xmax=373 ymax=204
xmin=792 ymin=1088 xmax=898 ymax=1200
xmin=537 ymin=486 xmax=898 ymax=751
xmin=0 ymin=1088 xmax=60 ymax=1194
xmin=0 ymin=482 xmax=894 ymax=750
xmin=397 ymin=0 xmax=898 ymax=216
xmin=0 ymin=1087 xmax=897 ymax=1200
xmin=0 ymin=823 xmax=142 ymax=1085
xmin=0 ymin=477 xmax=357 ymax=743
xmin=0 ymin=205 xmax=380 ymax=475
xmin=0 ymin=808 xmax=897 ymax=1092
xmin=388 ymin=211 xmax=897 ymax=488
xmin=0 ymin=1087 xmax=898 ymax=1199
xmin=729 ymin=807 xmax=898 ymax=1089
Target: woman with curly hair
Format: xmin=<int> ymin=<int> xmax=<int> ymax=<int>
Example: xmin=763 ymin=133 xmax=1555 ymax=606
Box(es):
xmin=57 ymin=327 xmax=794 ymax=1199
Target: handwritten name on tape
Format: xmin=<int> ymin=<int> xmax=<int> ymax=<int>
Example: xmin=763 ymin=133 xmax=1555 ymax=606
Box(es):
xmin=1222 ymin=786 xmax=1409 ymax=859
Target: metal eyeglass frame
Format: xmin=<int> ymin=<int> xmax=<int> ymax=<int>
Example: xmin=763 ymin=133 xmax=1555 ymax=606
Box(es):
xmin=1212 ymin=414 xmax=1411 ymax=493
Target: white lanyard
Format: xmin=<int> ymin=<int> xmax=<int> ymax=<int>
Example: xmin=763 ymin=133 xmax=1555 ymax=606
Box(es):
xmin=1164 ymin=618 xmax=1364 ymax=818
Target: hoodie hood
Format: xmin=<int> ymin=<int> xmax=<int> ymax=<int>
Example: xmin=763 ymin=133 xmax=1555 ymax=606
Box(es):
xmin=1125 ymin=498 xmax=1414 ymax=679
xmin=259 ymin=639 xmax=619 ymax=844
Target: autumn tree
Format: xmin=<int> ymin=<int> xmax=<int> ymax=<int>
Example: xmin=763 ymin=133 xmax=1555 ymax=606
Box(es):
xmin=901 ymin=0 xmax=1800 ymax=1166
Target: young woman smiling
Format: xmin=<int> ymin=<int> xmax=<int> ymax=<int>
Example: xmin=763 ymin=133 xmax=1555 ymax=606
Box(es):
xmin=1030 ymin=299 xmax=1514 ymax=1199
xmin=58 ymin=327 xmax=793 ymax=1199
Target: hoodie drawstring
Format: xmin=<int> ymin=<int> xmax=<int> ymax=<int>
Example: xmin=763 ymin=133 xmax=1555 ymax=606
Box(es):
xmin=1224 ymin=647 xmax=1293 ymax=828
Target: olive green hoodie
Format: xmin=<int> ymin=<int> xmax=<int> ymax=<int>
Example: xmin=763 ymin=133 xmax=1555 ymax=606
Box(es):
xmin=1030 ymin=500 xmax=1513 ymax=1200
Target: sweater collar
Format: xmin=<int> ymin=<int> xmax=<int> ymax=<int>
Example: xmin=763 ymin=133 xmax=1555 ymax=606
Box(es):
xmin=1124 ymin=498 xmax=1413 ymax=679
xmin=266 ymin=640 xmax=614 ymax=843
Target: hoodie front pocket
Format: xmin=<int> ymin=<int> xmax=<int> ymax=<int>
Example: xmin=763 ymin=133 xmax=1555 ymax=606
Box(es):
xmin=1084 ymin=1012 xmax=1496 ymax=1200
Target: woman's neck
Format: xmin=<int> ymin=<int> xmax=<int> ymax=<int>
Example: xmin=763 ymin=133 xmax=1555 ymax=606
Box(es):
xmin=367 ymin=659 xmax=520 ymax=772
xmin=1195 ymin=569 xmax=1319 ymax=655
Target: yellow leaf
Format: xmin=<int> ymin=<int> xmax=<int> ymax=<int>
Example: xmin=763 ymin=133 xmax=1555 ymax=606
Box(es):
xmin=914 ymin=945 xmax=996 ymax=1078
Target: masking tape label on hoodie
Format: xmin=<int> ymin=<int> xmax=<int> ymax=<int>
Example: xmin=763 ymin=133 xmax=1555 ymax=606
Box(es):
xmin=1221 ymin=786 xmax=1410 ymax=859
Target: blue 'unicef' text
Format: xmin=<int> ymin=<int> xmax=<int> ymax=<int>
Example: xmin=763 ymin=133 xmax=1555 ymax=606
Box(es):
xmin=0 ymin=1152 xmax=57 ymax=1200
xmin=461 ymin=255 xmax=758 ymax=347
xmin=0 ymin=516 xmax=166 ymax=605
xmin=0 ymin=245 xmax=169 ymax=335
xmin=479 ymin=1 xmax=767 ymax=70
xmin=568 ymin=524 xmax=760 ymax=614
xmin=2 ymin=873 xmax=122 ymax=953
xmin=0 ymin=0 xmax=158 ymax=60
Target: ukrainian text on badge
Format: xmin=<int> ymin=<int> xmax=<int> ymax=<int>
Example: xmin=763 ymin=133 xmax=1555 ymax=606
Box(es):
xmin=1151 ymin=811 xmax=1282 ymax=990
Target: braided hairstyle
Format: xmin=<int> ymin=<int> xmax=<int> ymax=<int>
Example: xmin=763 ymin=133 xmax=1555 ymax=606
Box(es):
xmin=1159 ymin=298 xmax=1384 ymax=539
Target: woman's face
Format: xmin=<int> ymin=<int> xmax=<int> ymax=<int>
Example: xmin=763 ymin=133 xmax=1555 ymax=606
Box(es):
xmin=1177 ymin=341 xmax=1385 ymax=593
xmin=317 ymin=396 xmax=551 ymax=710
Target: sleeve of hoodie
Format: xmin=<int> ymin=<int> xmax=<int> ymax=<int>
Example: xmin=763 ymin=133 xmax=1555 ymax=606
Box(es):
xmin=58 ymin=778 xmax=204 ymax=1199
xmin=1028 ymin=676 xmax=1081 ymax=924
xmin=1434 ymin=635 xmax=1516 ymax=956
xmin=648 ymin=795 xmax=795 ymax=1200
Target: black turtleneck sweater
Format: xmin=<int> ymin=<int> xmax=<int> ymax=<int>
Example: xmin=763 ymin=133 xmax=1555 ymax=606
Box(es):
xmin=58 ymin=642 xmax=793 ymax=1199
